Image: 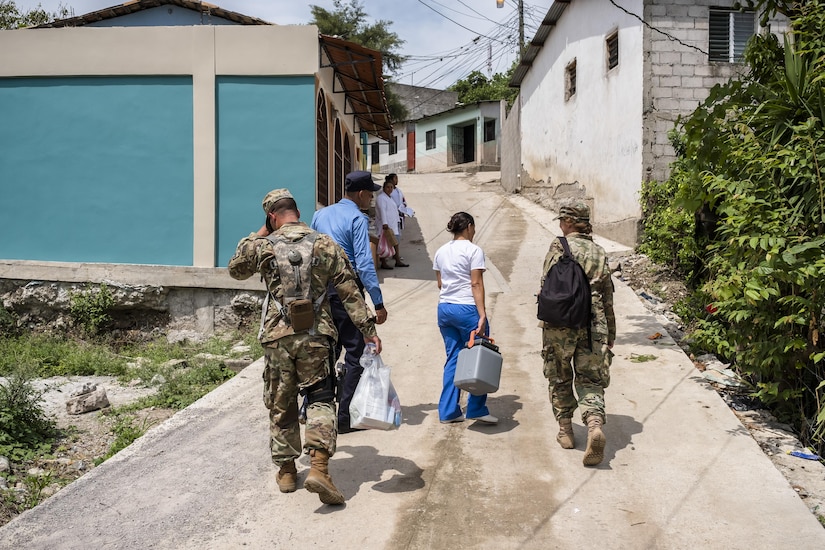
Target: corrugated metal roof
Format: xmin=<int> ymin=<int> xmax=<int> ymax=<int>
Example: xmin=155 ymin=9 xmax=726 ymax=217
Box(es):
xmin=320 ymin=35 xmax=393 ymax=141
xmin=387 ymin=83 xmax=459 ymax=121
xmin=510 ymin=0 xmax=572 ymax=88
xmin=34 ymin=0 xmax=272 ymax=28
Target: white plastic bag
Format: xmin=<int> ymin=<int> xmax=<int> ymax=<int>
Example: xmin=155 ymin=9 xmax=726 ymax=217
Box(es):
xmin=349 ymin=350 xmax=401 ymax=430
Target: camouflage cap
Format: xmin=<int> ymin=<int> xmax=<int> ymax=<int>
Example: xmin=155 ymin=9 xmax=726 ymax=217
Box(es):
xmin=262 ymin=188 xmax=294 ymax=213
xmin=555 ymin=200 xmax=590 ymax=222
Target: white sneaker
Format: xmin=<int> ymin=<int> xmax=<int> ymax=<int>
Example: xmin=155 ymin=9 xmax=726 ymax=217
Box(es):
xmin=470 ymin=414 xmax=498 ymax=424
xmin=440 ymin=415 xmax=465 ymax=424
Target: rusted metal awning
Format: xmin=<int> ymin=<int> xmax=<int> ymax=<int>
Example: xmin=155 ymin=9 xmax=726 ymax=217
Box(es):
xmin=319 ymin=34 xmax=393 ymax=141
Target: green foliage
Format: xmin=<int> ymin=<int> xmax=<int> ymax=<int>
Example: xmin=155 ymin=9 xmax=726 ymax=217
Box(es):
xmin=384 ymin=84 xmax=408 ymax=123
xmin=638 ymin=166 xmax=698 ymax=277
xmin=0 ymin=307 xmax=18 ymax=338
xmin=310 ymin=0 xmax=406 ymax=74
xmin=645 ymin=2 xmax=825 ymax=454
xmin=69 ymin=284 xmax=114 ymax=336
xmin=116 ymin=335 xmax=240 ymax=410
xmin=129 ymin=362 xmax=235 ymax=411
xmin=95 ymin=413 xmax=152 ymax=465
xmin=0 ymin=333 xmax=127 ymax=377
xmin=0 ymin=369 xmax=57 ymax=463
xmin=310 ymin=0 xmax=407 ymax=121
xmin=0 ymin=1 xmax=71 ymax=29
xmin=449 ymin=68 xmax=519 ymax=107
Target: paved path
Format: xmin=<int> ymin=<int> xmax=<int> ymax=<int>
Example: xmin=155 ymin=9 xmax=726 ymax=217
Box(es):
xmin=2 ymin=172 xmax=823 ymax=549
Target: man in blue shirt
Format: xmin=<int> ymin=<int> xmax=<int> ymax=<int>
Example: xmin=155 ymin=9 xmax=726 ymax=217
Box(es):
xmin=311 ymin=170 xmax=389 ymax=433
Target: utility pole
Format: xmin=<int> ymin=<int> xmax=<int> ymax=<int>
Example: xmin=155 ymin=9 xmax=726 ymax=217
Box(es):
xmin=497 ymin=0 xmax=525 ymax=61
xmin=518 ymin=0 xmax=524 ymax=57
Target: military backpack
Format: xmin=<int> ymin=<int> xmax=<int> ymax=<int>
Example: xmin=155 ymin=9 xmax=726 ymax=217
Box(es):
xmin=258 ymin=231 xmax=325 ymax=338
xmin=537 ymin=236 xmax=592 ymax=334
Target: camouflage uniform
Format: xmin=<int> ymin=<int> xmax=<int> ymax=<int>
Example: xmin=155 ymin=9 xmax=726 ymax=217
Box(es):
xmin=540 ymin=226 xmax=616 ymax=424
xmin=228 ymin=216 xmax=377 ymax=467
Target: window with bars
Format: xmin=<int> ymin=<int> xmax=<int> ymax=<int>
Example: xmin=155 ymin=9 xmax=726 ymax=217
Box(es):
xmin=483 ymin=119 xmax=496 ymax=142
xmin=709 ymin=8 xmax=755 ymax=62
xmin=389 ymin=135 xmax=398 ymax=155
xmin=565 ymin=59 xmax=577 ymax=101
xmin=426 ymin=129 xmax=436 ymax=150
xmin=606 ymin=31 xmax=619 ymax=70
xmin=370 ymin=141 xmax=380 ymax=164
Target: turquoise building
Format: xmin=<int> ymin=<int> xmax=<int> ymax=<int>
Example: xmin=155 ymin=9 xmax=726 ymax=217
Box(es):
xmin=0 ymin=0 xmax=391 ymax=270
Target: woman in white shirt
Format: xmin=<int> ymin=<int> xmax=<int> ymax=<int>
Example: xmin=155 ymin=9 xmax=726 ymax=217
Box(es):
xmin=432 ymin=212 xmax=498 ymax=424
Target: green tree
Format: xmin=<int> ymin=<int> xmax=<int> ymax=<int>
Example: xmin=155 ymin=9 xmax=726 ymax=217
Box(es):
xmin=642 ymin=0 xmax=825 ymax=455
xmin=0 ymin=1 xmax=71 ymax=29
xmin=449 ymin=67 xmax=518 ymax=107
xmin=310 ymin=0 xmax=408 ymax=121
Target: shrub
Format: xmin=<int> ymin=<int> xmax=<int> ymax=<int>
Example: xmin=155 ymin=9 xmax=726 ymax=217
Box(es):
xmin=0 ymin=368 xmax=57 ymax=463
xmin=69 ymin=284 xmax=114 ymax=336
xmin=647 ymin=9 xmax=825 ymax=454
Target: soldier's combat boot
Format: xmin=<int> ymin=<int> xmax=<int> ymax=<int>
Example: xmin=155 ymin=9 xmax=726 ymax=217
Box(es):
xmin=556 ymin=417 xmax=575 ymax=449
xmin=583 ymin=415 xmax=606 ymax=466
xmin=304 ymin=449 xmax=345 ymax=505
xmin=276 ymin=460 xmax=297 ymax=493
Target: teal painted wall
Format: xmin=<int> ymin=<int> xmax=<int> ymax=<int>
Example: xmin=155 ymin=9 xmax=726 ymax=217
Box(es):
xmin=216 ymin=76 xmax=315 ymax=266
xmin=0 ymin=76 xmax=194 ymax=265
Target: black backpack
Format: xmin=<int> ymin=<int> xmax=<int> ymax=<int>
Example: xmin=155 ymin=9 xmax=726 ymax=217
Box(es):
xmin=537 ymin=237 xmax=592 ymax=332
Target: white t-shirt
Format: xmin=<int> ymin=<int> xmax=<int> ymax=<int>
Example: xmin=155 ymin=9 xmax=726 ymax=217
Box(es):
xmin=433 ymin=239 xmax=486 ymax=304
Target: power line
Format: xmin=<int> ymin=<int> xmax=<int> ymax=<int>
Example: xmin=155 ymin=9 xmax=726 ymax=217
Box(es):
xmin=455 ymin=0 xmax=502 ymax=24
xmin=400 ymin=22 xmax=516 ymax=88
xmin=607 ymin=0 xmax=707 ymax=55
xmin=415 ymin=0 xmax=508 ymax=44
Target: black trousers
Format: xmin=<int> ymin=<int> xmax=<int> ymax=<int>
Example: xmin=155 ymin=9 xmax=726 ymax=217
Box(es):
xmin=329 ymin=291 xmax=366 ymax=432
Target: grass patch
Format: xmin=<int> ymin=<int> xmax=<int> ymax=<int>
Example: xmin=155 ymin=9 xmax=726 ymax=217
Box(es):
xmin=0 ymin=333 xmax=127 ymax=377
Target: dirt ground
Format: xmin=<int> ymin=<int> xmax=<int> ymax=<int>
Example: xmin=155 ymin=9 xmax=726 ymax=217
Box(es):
xmin=0 ymin=377 xmax=176 ymax=527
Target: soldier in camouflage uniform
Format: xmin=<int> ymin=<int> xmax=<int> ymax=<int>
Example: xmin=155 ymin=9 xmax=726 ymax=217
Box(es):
xmin=540 ymin=201 xmax=615 ymax=466
xmin=228 ymin=189 xmax=381 ymax=505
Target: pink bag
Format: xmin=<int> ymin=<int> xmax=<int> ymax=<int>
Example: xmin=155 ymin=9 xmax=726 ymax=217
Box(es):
xmin=378 ymin=230 xmax=394 ymax=259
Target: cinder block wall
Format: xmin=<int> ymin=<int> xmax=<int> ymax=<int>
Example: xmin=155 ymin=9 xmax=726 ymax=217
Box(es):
xmin=642 ymin=0 xmax=788 ymax=185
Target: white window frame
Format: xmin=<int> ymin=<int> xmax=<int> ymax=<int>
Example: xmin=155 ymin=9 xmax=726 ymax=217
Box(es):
xmin=709 ymin=8 xmax=756 ymax=63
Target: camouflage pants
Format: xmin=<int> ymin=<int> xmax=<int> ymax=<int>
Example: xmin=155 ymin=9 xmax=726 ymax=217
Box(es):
xmin=263 ymin=335 xmax=337 ymax=466
xmin=541 ymin=327 xmax=613 ymax=423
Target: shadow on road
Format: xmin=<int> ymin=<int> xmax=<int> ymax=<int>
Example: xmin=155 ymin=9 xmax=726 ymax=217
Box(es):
xmin=334 ymin=445 xmax=426 ymax=497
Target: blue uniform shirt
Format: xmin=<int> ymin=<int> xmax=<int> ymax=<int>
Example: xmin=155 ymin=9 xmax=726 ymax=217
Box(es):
xmin=311 ymin=198 xmax=384 ymax=308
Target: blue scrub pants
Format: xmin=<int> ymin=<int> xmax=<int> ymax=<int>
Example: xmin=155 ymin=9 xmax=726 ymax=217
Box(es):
xmin=437 ymin=302 xmax=490 ymax=422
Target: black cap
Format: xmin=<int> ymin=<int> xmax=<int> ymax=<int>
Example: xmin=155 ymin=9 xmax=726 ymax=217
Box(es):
xmin=345 ymin=171 xmax=381 ymax=192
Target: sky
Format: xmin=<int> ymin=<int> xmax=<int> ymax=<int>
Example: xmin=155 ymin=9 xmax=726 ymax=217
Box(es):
xmin=21 ymin=0 xmax=556 ymax=89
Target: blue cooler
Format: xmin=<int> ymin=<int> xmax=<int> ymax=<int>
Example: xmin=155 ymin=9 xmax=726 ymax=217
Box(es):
xmin=454 ymin=333 xmax=502 ymax=395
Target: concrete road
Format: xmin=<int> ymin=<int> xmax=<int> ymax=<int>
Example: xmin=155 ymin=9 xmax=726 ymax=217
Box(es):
xmin=2 ymin=172 xmax=823 ymax=549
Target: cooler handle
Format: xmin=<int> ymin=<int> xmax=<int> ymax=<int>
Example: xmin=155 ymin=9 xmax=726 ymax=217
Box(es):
xmin=467 ymin=330 xmax=495 ymax=348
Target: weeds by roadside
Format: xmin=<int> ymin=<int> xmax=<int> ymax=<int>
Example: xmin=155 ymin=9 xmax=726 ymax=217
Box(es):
xmin=0 ymin=329 xmax=262 ymax=527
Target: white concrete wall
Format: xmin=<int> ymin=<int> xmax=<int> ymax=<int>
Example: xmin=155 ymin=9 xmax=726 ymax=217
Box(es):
xmin=519 ymin=0 xmax=644 ymax=244
xmin=414 ymin=102 xmax=499 ymax=173
xmin=500 ymin=100 xmax=521 ymax=192
xmin=478 ymin=101 xmax=502 ymax=166
xmin=366 ymin=121 xmax=408 ymax=174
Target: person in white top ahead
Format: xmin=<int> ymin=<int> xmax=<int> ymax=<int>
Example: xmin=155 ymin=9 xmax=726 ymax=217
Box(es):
xmin=375 ymin=179 xmax=409 ymax=269
xmin=432 ymin=211 xmax=498 ymax=424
